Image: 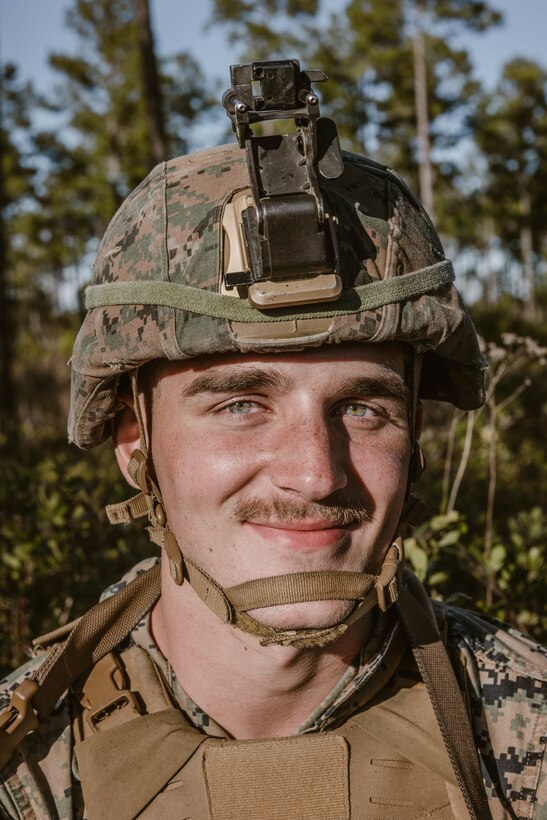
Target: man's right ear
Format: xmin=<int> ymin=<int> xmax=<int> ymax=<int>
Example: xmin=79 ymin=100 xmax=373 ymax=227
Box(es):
xmin=112 ymin=395 xmax=140 ymax=490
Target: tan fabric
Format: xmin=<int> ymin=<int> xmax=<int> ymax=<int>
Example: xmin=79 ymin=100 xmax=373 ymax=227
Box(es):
xmin=76 ymin=710 xmax=208 ymax=820
xmin=397 ymin=582 xmax=486 ymax=819
xmin=203 ymin=735 xmax=349 ymax=820
xmin=3 ymin=561 xmax=544 ymax=818
xmin=74 ymin=643 xmax=460 ymax=820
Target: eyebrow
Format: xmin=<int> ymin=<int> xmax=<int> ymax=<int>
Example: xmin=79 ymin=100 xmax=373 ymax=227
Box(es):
xmin=182 ymin=363 xmax=408 ymax=404
xmin=182 ymin=367 xmax=295 ymax=397
xmin=332 ymin=371 xmax=409 ymax=405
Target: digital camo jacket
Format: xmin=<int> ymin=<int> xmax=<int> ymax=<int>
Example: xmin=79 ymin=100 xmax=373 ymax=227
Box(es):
xmin=0 ymin=559 xmax=545 ymax=820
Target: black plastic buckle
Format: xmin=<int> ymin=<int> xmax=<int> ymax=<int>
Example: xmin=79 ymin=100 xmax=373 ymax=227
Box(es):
xmin=222 ymin=59 xmax=343 ymax=292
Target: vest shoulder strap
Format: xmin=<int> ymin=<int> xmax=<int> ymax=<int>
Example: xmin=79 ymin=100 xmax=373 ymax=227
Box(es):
xmin=0 ymin=563 xmax=161 ymax=768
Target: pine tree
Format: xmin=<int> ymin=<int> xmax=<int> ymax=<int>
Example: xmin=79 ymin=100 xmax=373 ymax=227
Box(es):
xmin=210 ymin=0 xmax=501 ymax=236
xmin=38 ymin=0 xmax=210 ymax=258
xmin=473 ymin=59 xmax=547 ymax=315
xmin=0 ymin=64 xmax=38 ymax=444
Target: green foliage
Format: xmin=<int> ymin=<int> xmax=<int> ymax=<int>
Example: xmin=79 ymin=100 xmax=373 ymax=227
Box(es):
xmin=413 ymin=324 xmax=547 ymax=642
xmin=473 ymin=59 xmax=547 ymax=266
xmin=0 ymin=439 xmax=152 ymax=675
xmin=209 ymin=0 xmax=501 ymax=235
xmin=405 ymin=506 xmax=547 ymax=641
xmin=38 ymin=0 xmax=210 ymax=238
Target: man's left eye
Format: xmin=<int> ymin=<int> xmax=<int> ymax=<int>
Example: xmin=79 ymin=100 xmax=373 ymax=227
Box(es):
xmin=335 ymin=402 xmax=377 ymax=418
xmin=226 ymin=400 xmax=256 ymax=414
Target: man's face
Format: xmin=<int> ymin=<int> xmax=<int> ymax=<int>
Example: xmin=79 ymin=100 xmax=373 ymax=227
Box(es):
xmin=149 ymin=342 xmax=412 ymax=629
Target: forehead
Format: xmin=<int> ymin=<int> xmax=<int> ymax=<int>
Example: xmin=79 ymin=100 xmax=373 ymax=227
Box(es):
xmin=153 ymin=342 xmax=408 ymax=389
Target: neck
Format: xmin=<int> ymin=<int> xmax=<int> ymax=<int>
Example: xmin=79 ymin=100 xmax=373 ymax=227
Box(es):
xmin=151 ymin=559 xmax=374 ymax=739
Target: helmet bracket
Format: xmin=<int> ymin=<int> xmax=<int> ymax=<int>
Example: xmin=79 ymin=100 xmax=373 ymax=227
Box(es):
xmin=222 ymin=60 xmax=344 ymax=306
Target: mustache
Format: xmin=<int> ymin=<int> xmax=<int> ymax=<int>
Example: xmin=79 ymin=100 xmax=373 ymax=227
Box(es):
xmin=232 ymin=496 xmax=371 ymax=527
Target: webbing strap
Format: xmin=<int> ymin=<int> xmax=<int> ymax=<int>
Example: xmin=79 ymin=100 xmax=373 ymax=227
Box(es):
xmin=84 ymin=260 xmax=454 ymax=322
xmin=32 ymin=564 xmax=161 ymax=719
xmin=1 ymin=561 xmax=490 ymax=818
xmin=226 ymin=571 xmax=378 ymax=610
xmin=106 ymin=492 xmax=149 ymax=525
xmin=0 ymin=564 xmax=162 ymax=769
xmin=397 ymin=581 xmax=492 ymax=820
xmin=147 ymin=527 xmax=402 ymax=647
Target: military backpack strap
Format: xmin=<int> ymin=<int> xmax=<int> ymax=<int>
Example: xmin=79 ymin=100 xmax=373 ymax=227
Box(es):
xmin=0 ymin=563 xmax=161 ymax=768
xmin=397 ymin=575 xmax=492 ymax=820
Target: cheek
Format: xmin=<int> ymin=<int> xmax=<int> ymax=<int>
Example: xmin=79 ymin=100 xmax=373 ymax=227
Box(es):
xmin=152 ymin=423 xmax=264 ymax=517
xmin=350 ymin=435 xmax=411 ymax=503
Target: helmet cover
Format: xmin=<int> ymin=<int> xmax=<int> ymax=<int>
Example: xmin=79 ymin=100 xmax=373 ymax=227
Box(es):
xmin=69 ymin=144 xmax=486 ymax=448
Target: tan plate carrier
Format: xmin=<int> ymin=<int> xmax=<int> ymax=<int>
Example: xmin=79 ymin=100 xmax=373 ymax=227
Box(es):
xmin=0 ymin=565 xmax=492 ymax=820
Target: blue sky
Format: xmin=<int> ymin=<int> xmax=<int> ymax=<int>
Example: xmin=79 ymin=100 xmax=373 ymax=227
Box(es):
xmin=1 ymin=0 xmax=544 ymax=305
xmin=1 ymin=0 xmax=546 ymax=97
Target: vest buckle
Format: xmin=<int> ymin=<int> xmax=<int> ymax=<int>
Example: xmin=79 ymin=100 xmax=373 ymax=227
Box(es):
xmin=80 ymin=651 xmax=142 ymax=732
xmin=0 ymin=678 xmax=40 ymax=767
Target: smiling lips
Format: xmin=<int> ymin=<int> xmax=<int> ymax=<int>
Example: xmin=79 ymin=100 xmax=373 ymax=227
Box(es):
xmin=244 ymin=519 xmax=356 ymax=549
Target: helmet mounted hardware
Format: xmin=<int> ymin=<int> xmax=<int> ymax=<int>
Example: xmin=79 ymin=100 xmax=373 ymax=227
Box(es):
xmin=222 ymin=60 xmax=344 ymax=309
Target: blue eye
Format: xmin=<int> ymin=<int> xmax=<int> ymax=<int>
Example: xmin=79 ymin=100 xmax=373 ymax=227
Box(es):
xmin=227 ymin=400 xmax=255 ymax=414
xmin=336 ymin=402 xmax=376 ymax=417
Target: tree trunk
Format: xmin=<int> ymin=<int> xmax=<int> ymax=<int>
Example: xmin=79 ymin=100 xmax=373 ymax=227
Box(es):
xmin=135 ymin=0 xmax=168 ymax=167
xmin=412 ymin=0 xmax=436 ymax=223
xmin=0 ymin=87 xmax=17 ymax=446
xmin=518 ymin=179 xmax=535 ymax=317
xmin=482 ymin=220 xmax=498 ymax=304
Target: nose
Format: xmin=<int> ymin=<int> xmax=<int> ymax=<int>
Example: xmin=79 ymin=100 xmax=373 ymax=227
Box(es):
xmin=269 ymin=412 xmax=348 ymax=501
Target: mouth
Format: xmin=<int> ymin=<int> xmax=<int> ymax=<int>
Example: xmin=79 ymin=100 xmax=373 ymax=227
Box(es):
xmin=243 ymin=519 xmax=357 ymax=550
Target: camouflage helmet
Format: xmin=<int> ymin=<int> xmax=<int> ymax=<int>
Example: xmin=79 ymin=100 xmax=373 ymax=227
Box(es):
xmin=69 ymin=143 xmax=486 ymax=449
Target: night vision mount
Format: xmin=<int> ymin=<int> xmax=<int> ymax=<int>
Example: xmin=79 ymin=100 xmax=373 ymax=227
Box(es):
xmin=222 ymin=60 xmax=344 ymax=309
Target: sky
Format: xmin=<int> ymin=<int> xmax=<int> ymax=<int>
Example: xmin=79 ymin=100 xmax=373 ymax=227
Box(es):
xmin=1 ymin=0 xmax=546 ymax=99
xmin=0 ymin=0 xmax=544 ymax=306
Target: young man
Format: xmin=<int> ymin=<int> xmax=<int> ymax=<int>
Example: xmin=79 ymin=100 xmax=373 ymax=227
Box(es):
xmin=0 ymin=61 xmax=545 ymax=819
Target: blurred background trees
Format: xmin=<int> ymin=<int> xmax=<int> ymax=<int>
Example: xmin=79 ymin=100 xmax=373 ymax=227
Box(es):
xmin=1 ymin=0 xmax=545 ymax=671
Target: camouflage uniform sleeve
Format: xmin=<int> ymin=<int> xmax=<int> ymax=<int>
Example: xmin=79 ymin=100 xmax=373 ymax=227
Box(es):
xmin=0 ymin=656 xmax=82 ymax=820
xmin=444 ymin=606 xmax=547 ymax=819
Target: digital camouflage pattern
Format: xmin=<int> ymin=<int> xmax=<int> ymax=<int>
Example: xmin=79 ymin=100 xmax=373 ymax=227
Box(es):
xmin=69 ymin=144 xmax=486 ymax=449
xmin=0 ymin=561 xmax=545 ymax=819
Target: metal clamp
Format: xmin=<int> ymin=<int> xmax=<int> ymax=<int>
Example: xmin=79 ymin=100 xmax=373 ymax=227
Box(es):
xmin=221 ymin=59 xmax=344 ymax=306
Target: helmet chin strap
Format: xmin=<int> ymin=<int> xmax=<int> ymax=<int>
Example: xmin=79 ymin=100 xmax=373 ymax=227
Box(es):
xmin=106 ymin=371 xmax=405 ymax=649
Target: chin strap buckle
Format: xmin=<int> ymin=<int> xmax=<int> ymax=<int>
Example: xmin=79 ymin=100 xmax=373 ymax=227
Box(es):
xmin=376 ymin=538 xmax=404 ymax=612
xmin=0 ymin=678 xmax=40 ymax=767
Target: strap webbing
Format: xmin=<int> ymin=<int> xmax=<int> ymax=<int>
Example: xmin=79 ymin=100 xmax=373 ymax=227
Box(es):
xmin=397 ymin=580 xmax=492 ymax=820
xmin=31 ymin=564 xmax=161 ymax=719
xmin=226 ymin=571 xmax=377 ymax=610
xmin=106 ymin=492 xmax=149 ymax=525
xmin=84 ymin=260 xmax=454 ymax=323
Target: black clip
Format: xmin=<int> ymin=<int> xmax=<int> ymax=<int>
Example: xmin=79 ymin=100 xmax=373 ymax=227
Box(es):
xmin=222 ymin=60 xmax=344 ymax=296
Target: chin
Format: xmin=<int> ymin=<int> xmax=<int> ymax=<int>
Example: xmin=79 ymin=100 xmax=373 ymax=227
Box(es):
xmin=248 ymin=599 xmax=356 ymax=631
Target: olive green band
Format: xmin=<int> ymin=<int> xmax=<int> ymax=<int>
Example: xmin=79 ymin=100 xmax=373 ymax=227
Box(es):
xmin=85 ymin=260 xmax=454 ymax=323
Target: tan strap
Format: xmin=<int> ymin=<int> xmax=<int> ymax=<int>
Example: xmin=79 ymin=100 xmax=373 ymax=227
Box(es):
xmin=106 ymin=492 xmax=149 ymax=525
xmin=226 ymin=570 xmax=378 ymax=609
xmin=0 ymin=564 xmax=162 ymax=768
xmin=397 ymin=581 xmax=492 ymax=820
xmin=33 ymin=563 xmax=161 ymax=717
xmin=148 ymin=528 xmax=403 ymax=647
